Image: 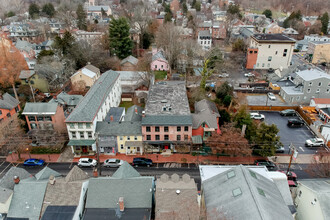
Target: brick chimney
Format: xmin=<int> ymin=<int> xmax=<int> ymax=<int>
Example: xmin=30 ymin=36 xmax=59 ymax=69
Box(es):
xmin=142 ymin=111 xmax=145 ymax=117
xmin=110 ymin=115 xmax=114 ymax=122
xmin=14 ymin=176 xmax=20 ymax=184
xmin=93 ymin=168 xmax=98 ymax=177
xmin=119 ymin=197 xmax=124 ymax=211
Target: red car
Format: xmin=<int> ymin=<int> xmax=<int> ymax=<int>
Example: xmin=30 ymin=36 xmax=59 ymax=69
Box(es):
xmin=278 ymin=171 xmax=298 ymax=187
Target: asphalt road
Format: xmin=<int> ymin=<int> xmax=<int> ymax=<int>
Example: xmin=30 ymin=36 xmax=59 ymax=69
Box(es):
xmin=260 ymin=111 xmax=317 ymax=154
xmin=0 ymin=161 xmax=314 ymax=190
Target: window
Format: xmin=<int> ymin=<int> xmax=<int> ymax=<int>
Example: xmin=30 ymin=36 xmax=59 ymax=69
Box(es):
xmin=164 ymin=135 xmax=169 ymax=140
xmin=184 ymin=126 xmax=189 ymax=131
xmin=254 ymin=51 xmax=257 ymax=54
xmin=78 ymin=123 xmax=83 ymax=129
xmin=268 ymin=45 xmax=271 ymax=48
xmin=80 ymin=132 xmax=84 ymax=139
xmin=31 ymin=123 xmax=37 ymax=129
xmin=275 ymin=51 xmax=278 ymax=55
xmin=28 ymin=116 xmax=35 ymax=121
xmin=177 ymin=126 xmax=181 ymax=132
xmin=307 ymin=89 xmax=311 ymax=93
xmin=309 ymin=82 xmax=313 ymax=86
xmin=184 ymin=135 xmax=188 ymax=140
xmin=249 ymin=171 xmax=257 ymax=179
xmin=316 ymin=89 xmax=320 ymax=93
xmin=268 ymin=56 xmax=272 ymax=61
xmin=318 ymin=82 xmax=322 ymax=87
xmin=134 ymin=136 xmax=137 ymax=140
xmin=257 ymin=63 xmax=259 ymax=67
xmin=249 ymin=51 xmax=253 ymax=54
xmin=120 ymin=136 xmax=123 ymax=140
xmin=262 ymin=63 xmax=265 ymax=67
xmin=155 ymin=65 xmax=157 ymax=69
xmin=164 ymin=126 xmax=169 ymax=132
xmin=155 ymin=126 xmax=160 ymax=132
xmin=155 ymin=135 xmax=160 ymax=140
xmin=298 ymin=191 xmax=302 ymax=197
xmin=15 ymin=107 xmax=19 ymax=112
xmin=283 ymin=49 xmax=287 ymax=57
xmin=127 ymin=136 xmax=130 ymax=140
xmin=146 ymin=135 xmax=151 ymax=140
xmin=86 ymin=123 xmax=91 ymax=128
xmin=161 ymin=65 xmax=163 ymax=68
xmin=267 ymin=63 xmax=270 ymax=67
xmin=44 ymin=116 xmax=52 ymax=121
xmin=227 ymin=171 xmax=236 ymax=179
xmin=88 ymin=132 xmax=92 ymax=138
xmin=37 ymin=116 xmax=43 ymax=121
xmin=146 ymin=126 xmax=151 ymax=132
xmin=327 ymin=89 xmax=330 ymax=93
xmin=177 ymin=135 xmax=181 ymax=141
xmin=257 ymin=188 xmax=265 ymax=197
xmin=72 ymin=132 xmax=76 ymax=138
xmin=120 ymin=144 xmax=124 ymax=149
xmin=232 ymin=188 xmax=242 ymax=197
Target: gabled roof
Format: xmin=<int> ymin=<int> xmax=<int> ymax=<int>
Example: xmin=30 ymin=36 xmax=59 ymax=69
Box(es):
xmin=0 ymin=93 xmax=19 ymax=110
xmin=112 ymin=162 xmax=141 ymax=179
xmin=84 ymin=64 xmax=100 ymax=74
xmin=35 ymin=167 xmax=61 ymax=181
xmin=192 ymin=99 xmax=220 ymax=129
xmin=65 ymin=165 xmax=89 ymax=182
xmin=15 ymin=40 xmax=35 ymax=52
xmin=23 ymin=102 xmax=58 ymax=115
xmin=104 ymin=107 xmax=125 ymax=122
xmin=96 ymin=121 xmax=142 ymax=136
xmin=19 ymin=70 xmax=35 ymax=79
xmin=120 ymin=55 xmax=139 ymax=66
xmin=85 ymin=176 xmax=154 ymax=209
xmin=49 ymin=92 xmax=83 ymax=106
xmin=311 ymin=98 xmax=330 ymax=105
xmin=0 ymin=167 xmax=31 ymax=190
xmin=201 ymin=165 xmax=293 ymax=220
xmin=66 ymin=70 xmax=120 ymax=122
xmin=0 ymin=186 xmax=13 ymax=203
xmin=152 ymin=50 xmax=167 ymax=62
xmin=125 ymin=105 xmax=143 ymax=122
xmin=71 ymin=65 xmax=99 ymax=79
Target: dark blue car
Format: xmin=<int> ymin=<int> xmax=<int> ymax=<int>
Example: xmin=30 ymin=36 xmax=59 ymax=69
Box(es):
xmin=132 ymin=157 xmax=153 ymax=167
xmin=23 ymin=159 xmax=45 ymax=166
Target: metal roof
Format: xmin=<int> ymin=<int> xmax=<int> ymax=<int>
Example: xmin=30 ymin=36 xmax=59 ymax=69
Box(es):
xmin=125 ymin=105 xmax=143 ymax=122
xmin=296 ymin=69 xmax=330 ymax=81
xmin=120 ymin=55 xmax=139 ymax=65
xmin=142 ymin=115 xmax=192 ymax=126
xmin=0 ymin=167 xmax=31 ymax=190
xmin=35 ymin=167 xmax=61 ymax=181
xmin=65 ymin=70 xmax=120 ymax=122
xmin=67 ymin=140 xmax=95 ymax=146
xmin=252 ymin=34 xmax=295 ymax=43
xmin=112 ymin=161 xmax=141 ymax=179
xmin=0 ymin=93 xmax=19 ymax=110
xmin=41 ymin=206 xmax=77 ymax=220
xmin=23 ymin=102 xmax=58 ymax=115
xmin=96 ymin=121 xmax=142 ymax=136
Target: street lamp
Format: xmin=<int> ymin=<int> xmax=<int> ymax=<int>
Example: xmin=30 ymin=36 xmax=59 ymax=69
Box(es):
xmin=26 ymin=147 xmax=31 ymax=159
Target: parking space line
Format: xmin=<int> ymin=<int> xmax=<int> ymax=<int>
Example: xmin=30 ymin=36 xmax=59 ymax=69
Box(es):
xmin=69 ymin=162 xmax=73 ymax=169
xmin=299 ymin=147 xmax=305 ymax=152
xmin=0 ymin=161 xmax=5 ymax=167
xmin=0 ymin=163 xmax=12 ymax=176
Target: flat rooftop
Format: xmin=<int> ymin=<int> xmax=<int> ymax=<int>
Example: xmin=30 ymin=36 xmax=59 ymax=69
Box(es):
xmin=252 ymin=34 xmax=295 ymax=43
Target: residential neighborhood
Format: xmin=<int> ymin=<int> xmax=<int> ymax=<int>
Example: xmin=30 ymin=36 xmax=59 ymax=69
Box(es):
xmin=0 ymin=0 xmax=329 ymax=219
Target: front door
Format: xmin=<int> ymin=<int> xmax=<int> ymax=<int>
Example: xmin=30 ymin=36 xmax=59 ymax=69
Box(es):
xmin=82 ymin=146 xmax=88 ymax=153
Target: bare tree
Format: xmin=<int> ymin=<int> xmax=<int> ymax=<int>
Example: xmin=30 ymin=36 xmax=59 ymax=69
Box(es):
xmin=306 ymin=149 xmax=330 ymax=178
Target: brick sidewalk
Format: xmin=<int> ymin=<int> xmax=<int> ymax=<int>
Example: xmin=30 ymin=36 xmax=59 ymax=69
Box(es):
xmin=6 ymin=153 xmax=61 ymax=163
xmin=72 ymin=153 xmax=264 ymax=164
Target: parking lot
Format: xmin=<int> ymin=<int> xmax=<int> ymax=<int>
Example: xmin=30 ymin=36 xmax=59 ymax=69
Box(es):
xmin=260 ymin=111 xmax=317 ymax=154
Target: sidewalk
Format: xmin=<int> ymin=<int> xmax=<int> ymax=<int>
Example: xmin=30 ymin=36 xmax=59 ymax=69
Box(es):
xmin=269 ymin=154 xmax=315 ymax=164
xmin=6 ymin=153 xmax=61 ymax=163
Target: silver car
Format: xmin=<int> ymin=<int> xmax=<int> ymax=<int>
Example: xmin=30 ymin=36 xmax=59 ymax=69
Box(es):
xmin=103 ymin=159 xmax=124 ymax=168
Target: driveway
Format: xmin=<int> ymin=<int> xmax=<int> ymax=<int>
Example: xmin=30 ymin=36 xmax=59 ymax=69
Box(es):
xmin=260 ymin=111 xmax=317 ymax=154
xmin=246 ymin=94 xmax=288 ymax=106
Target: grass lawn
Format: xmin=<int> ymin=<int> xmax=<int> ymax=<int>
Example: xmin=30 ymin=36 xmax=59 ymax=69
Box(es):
xmin=119 ymin=101 xmax=134 ymax=109
xmin=154 ymin=71 xmax=167 ymax=80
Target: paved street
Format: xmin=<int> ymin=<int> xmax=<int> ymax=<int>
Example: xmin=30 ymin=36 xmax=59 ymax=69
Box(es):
xmin=0 ymin=161 xmax=314 ymax=190
xmin=260 ymin=111 xmax=317 ymax=154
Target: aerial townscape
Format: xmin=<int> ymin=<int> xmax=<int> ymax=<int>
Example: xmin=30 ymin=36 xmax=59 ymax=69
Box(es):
xmin=0 ymin=0 xmax=330 ymax=219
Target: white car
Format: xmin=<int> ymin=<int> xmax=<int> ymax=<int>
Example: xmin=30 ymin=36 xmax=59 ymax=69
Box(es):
xmin=268 ymin=92 xmax=276 ymax=100
xmin=218 ymin=73 xmax=229 ymax=77
xmin=244 ymin=72 xmax=255 ymax=77
xmin=78 ymin=158 xmax=97 ymax=167
xmin=103 ymin=159 xmax=124 ymax=168
xmin=305 ymin=138 xmax=324 ymax=147
xmin=250 ymin=112 xmax=265 ymax=120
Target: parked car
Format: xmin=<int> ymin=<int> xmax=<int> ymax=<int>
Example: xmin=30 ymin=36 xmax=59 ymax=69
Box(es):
xmin=132 ymin=157 xmax=153 ymax=167
xmin=250 ymin=112 xmax=265 ymax=120
xmin=78 ymin=158 xmax=97 ymax=167
xmin=254 ymin=160 xmax=277 ymax=170
xmin=287 ymin=118 xmax=304 ymax=127
xmin=280 ymin=109 xmax=296 ymax=116
xmin=218 ymin=73 xmax=229 ymax=77
xmin=23 ymin=159 xmax=45 ymax=166
xmin=244 ymin=72 xmax=255 ymax=77
xmin=278 ymin=171 xmax=298 ymax=187
xmin=276 ymin=145 xmax=285 ymax=153
xmin=103 ymin=159 xmax=124 ymax=168
xmin=267 ymin=92 xmax=276 ymax=100
xmin=305 ymin=138 xmax=324 ymax=147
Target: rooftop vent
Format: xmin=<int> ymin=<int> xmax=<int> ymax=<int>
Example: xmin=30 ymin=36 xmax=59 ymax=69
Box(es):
xmin=176 ymin=190 xmax=181 ymax=195
xmin=161 ymin=100 xmax=167 ymax=103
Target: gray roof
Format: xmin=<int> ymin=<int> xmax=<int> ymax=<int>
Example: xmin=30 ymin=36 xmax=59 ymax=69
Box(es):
xmin=0 ymin=186 xmax=13 ymax=203
xmin=0 ymin=93 xmax=19 ymax=110
xmin=85 ymin=176 xmax=154 ymax=209
xmin=15 ymin=40 xmax=35 ymax=52
xmin=66 ymin=70 xmax=120 ymax=122
xmin=152 ymin=50 xmax=167 ymax=62
xmin=281 ymin=86 xmax=304 ymax=95
xmin=23 ymin=102 xmax=58 ymax=115
xmin=7 ymin=181 xmax=48 ymax=220
xmin=65 ymin=165 xmax=89 ymax=182
xmin=192 ymin=99 xmax=220 ymax=129
xmin=87 ymin=5 xmax=110 ymax=11
xmin=252 ymin=34 xmax=295 ymax=43
xmin=41 ymin=206 xmax=76 ymax=220
xmin=155 ymin=174 xmax=199 ymax=220
xmin=120 ymin=55 xmax=139 ymax=65
xmin=49 ymin=92 xmax=83 ymax=106
xmin=112 ymin=161 xmax=141 ymax=179
xmin=83 ymin=208 xmax=151 ymax=220
xmin=195 ymin=99 xmax=219 ymax=114
xmin=104 ymin=107 xmax=125 ymax=122
xmin=202 ymin=165 xmax=293 ymax=220
xmin=199 ymin=30 xmax=211 ymax=37
xmin=142 ymin=115 xmax=192 ymax=126
xmin=298 ymin=179 xmax=330 ymax=219
xmin=96 ymin=121 xmax=142 ymax=136
xmin=125 ymin=105 xmax=143 ymax=122
xmin=19 ymin=70 xmax=35 ymax=79
xmin=144 ymin=81 xmax=191 ymax=116
xmin=296 ymin=69 xmax=330 ymax=81
xmin=84 ymin=64 xmax=100 ymax=74
xmin=35 ymin=167 xmax=61 ymax=181
xmin=0 ymin=167 xmax=31 ymax=190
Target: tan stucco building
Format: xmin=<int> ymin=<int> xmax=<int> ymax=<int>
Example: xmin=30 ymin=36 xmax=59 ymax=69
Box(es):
xmin=70 ymin=64 xmax=100 ymax=90
xmin=307 ymin=42 xmax=330 ymax=64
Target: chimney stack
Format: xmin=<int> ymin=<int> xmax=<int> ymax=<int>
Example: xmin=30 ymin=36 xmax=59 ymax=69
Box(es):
xmin=142 ymin=111 xmax=145 ymax=117
xmin=14 ymin=176 xmax=20 ymax=184
xmin=93 ymin=168 xmax=98 ymax=177
xmin=49 ymin=175 xmax=56 ymax=185
xmin=110 ymin=115 xmax=114 ymax=122
xmin=119 ymin=197 xmax=124 ymax=211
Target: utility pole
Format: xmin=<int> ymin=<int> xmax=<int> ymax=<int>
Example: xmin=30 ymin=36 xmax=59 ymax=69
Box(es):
xmin=29 ymin=83 xmax=36 ymax=103
xmin=95 ymin=132 xmax=101 ymax=176
xmin=287 ymin=143 xmax=298 ymax=175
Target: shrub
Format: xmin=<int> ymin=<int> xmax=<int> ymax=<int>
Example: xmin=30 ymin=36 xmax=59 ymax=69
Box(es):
xmin=31 ymin=146 xmax=62 ymax=154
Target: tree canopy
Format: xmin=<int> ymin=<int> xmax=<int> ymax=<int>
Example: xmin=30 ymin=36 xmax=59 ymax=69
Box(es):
xmin=76 ymin=4 xmax=87 ymax=30
xmin=109 ymin=17 xmax=133 ymax=59
xmin=251 ymin=123 xmax=280 ymax=157
xmin=262 ymin=9 xmax=272 ymax=19
xmin=29 ymin=3 xmax=40 ymax=18
xmin=320 ymin=12 xmax=329 ymax=34
xmin=227 ymin=4 xmax=242 ymax=19
xmin=283 ymin=10 xmax=303 ymax=28
xmin=42 ymin=3 xmax=55 ymax=17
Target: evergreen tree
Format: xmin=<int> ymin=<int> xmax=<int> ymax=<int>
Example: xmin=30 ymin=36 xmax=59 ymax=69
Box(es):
xmin=109 ymin=18 xmax=133 ymax=59
xmin=320 ymin=12 xmax=329 ymax=34
xmin=42 ymin=3 xmax=55 ymax=17
xmin=182 ymin=2 xmax=188 ymax=15
xmin=29 ymin=3 xmax=40 ymax=19
xmin=262 ymin=9 xmax=272 ymax=19
xmin=53 ymin=31 xmax=76 ymax=56
xmin=227 ymin=4 xmax=242 ymax=19
xmin=76 ymin=4 xmax=87 ymax=30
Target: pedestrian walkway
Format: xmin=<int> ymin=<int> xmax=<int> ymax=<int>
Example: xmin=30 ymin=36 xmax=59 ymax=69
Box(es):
xmin=269 ymin=154 xmax=315 ymax=164
xmin=6 ymin=153 xmax=60 ymax=163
